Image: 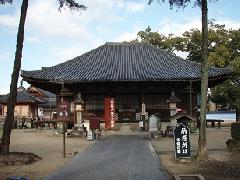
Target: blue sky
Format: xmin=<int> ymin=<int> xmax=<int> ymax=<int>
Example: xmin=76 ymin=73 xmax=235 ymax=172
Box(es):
xmin=0 ymin=0 xmax=239 ymax=94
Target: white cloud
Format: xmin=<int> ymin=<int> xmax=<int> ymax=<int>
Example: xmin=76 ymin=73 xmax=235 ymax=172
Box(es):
xmin=0 ymin=88 xmax=9 ymax=95
xmin=50 ymin=39 xmax=104 ymax=64
xmin=215 ymin=18 xmax=240 ymax=30
xmin=125 ymin=2 xmax=145 ymax=13
xmin=80 ymin=0 xmax=125 ymax=23
xmin=158 ymin=18 xmax=201 ymax=36
xmin=26 ymin=0 xmax=90 ymax=39
xmin=0 ymin=0 xmax=146 ymax=38
xmin=0 ymin=52 xmax=11 ymax=61
xmin=0 ymin=11 xmax=19 ymax=29
xmin=174 ymin=50 xmax=189 ymax=59
xmin=0 ymin=0 xmax=147 ymax=58
xmin=51 ymin=45 xmax=89 ymax=63
xmin=96 ymin=26 xmax=110 ymax=35
xmin=158 ymin=17 xmax=240 ymax=36
xmin=25 ymin=36 xmax=41 ymax=44
xmin=115 ymin=31 xmax=138 ymax=42
xmin=0 ymin=0 xmax=125 ymax=39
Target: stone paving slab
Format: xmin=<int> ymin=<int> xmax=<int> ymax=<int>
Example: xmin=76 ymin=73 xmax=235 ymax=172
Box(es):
xmin=46 ymin=135 xmax=170 ymax=180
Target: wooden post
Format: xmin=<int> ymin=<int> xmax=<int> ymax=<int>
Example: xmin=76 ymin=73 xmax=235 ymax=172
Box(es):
xmin=63 ymin=122 xmax=66 ymax=158
xmin=142 ymin=115 xmax=145 ymax=130
xmin=73 ymin=103 xmax=76 ymax=125
xmin=189 ymin=81 xmax=193 ymax=116
xmin=141 ymin=93 xmax=145 ymax=130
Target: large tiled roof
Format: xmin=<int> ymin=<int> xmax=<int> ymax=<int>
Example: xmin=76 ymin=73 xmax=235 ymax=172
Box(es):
xmin=0 ymin=89 xmax=45 ymax=103
xmin=21 ymin=42 xmax=231 ymax=82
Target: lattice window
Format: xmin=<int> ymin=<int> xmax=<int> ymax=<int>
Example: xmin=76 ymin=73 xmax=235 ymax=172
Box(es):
xmin=145 ymin=95 xmax=168 ymax=109
xmin=86 ymin=95 xmax=104 ymax=110
xmin=115 ymin=95 xmax=139 ymax=109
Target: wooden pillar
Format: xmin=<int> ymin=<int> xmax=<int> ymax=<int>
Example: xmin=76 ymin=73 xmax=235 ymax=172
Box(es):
xmin=141 ymin=93 xmax=146 ymax=130
xmin=0 ymin=104 xmax=2 ymax=116
xmin=63 ymin=122 xmax=66 ymax=158
xmin=189 ymin=81 xmax=193 ymax=116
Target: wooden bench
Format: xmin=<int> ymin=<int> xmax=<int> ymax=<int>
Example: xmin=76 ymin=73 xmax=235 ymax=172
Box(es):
xmin=206 ymin=119 xmax=224 ymax=128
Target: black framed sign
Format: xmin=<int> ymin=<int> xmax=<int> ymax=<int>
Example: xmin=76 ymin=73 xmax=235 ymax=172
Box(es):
xmin=174 ymin=123 xmax=191 ymax=158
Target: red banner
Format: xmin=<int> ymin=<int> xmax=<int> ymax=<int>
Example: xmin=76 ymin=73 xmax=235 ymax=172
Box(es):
xmin=104 ymin=98 xmax=115 ymax=129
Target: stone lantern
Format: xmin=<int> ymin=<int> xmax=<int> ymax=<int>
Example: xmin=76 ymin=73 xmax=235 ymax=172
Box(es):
xmin=74 ymin=92 xmax=84 ymax=125
xmin=167 ymin=91 xmax=180 ymax=116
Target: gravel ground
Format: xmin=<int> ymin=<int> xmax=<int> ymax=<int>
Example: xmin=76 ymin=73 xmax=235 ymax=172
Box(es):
xmin=0 ymin=129 xmax=94 ymax=180
xmin=151 ymin=125 xmax=240 ymax=180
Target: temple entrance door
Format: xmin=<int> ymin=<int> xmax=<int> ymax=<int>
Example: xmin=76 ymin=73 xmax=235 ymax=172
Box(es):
xmin=118 ymin=109 xmax=136 ymax=121
xmin=115 ymin=95 xmax=138 ymax=122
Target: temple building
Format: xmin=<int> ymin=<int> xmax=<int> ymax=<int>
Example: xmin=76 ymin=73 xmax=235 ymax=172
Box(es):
xmin=26 ymin=86 xmax=56 ymax=119
xmin=21 ymin=42 xmax=231 ymax=126
xmin=0 ymin=85 xmax=56 ymax=119
xmin=0 ymin=86 xmax=44 ymax=118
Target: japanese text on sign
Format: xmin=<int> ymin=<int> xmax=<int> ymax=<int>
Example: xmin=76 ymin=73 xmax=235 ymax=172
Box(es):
xmin=174 ymin=123 xmax=191 ymax=158
xmin=104 ymin=98 xmax=115 ymax=129
xmin=58 ymin=101 xmax=70 ymax=121
xmin=110 ymin=98 xmax=115 ymax=128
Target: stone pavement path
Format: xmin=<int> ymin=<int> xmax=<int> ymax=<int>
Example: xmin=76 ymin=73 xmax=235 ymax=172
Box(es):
xmin=46 ymin=134 xmax=170 ymax=180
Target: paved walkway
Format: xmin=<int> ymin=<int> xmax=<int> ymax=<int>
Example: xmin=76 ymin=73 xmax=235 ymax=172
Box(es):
xmin=46 ymin=135 xmax=170 ymax=180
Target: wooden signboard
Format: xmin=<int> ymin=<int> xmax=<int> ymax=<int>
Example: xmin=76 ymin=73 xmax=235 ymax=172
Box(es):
xmin=58 ymin=100 xmax=71 ymax=158
xmin=58 ymin=101 xmax=70 ymax=121
xmin=174 ymin=123 xmax=191 ymax=158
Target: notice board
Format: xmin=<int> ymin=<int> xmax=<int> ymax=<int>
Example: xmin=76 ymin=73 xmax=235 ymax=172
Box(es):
xmin=58 ymin=101 xmax=70 ymax=121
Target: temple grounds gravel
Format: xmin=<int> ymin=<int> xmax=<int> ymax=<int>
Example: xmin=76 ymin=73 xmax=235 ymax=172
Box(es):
xmin=151 ymin=125 xmax=240 ymax=180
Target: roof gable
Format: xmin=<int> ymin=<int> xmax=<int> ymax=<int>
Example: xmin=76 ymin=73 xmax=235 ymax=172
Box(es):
xmin=27 ymin=86 xmax=56 ymax=98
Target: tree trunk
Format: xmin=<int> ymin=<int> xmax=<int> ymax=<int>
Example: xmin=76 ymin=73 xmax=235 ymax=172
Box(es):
xmin=236 ymin=108 xmax=240 ymax=122
xmin=0 ymin=0 xmax=28 ymax=155
xmin=197 ymin=0 xmax=208 ymax=161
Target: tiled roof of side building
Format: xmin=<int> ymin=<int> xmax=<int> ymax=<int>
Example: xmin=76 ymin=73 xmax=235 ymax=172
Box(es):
xmin=39 ymin=98 xmax=56 ymax=108
xmin=36 ymin=88 xmax=56 ymax=98
xmin=21 ymin=42 xmax=232 ymax=82
xmin=0 ymin=90 xmax=45 ymax=103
